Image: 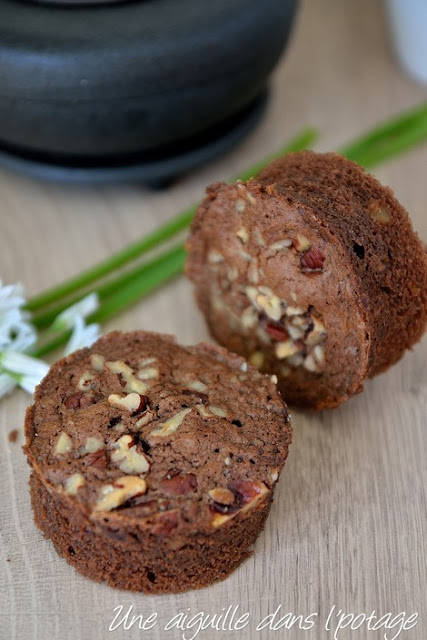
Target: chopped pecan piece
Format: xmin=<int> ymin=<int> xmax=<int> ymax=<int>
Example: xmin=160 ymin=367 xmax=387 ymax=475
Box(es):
xmin=64 ymin=392 xmax=82 ymax=410
xmin=159 ymin=470 xmax=197 ymax=496
xmin=208 ymin=487 xmax=236 ymax=513
xmin=265 ymin=320 xmax=288 ymax=341
xmin=152 ymin=511 xmax=179 ymax=536
xmin=211 ymin=480 xmax=268 ymax=527
xmin=54 ymin=431 xmax=73 ymax=455
xmin=300 ymin=247 xmax=325 ymax=272
xmin=84 ymin=449 xmax=108 ymax=470
xmin=64 ymin=473 xmax=85 ymax=496
xmin=111 ymin=434 xmax=150 ymax=474
xmin=228 ymin=479 xmax=266 ymax=505
xmin=93 ymin=476 xmax=147 ymax=512
xmin=182 ymin=389 xmax=209 ymax=405
xmin=149 ymin=408 xmax=191 ymax=437
xmin=108 ymin=393 xmax=149 ymax=415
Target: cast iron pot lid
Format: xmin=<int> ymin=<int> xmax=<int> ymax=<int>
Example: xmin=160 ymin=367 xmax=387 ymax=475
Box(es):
xmin=0 ymin=0 xmax=298 ymax=183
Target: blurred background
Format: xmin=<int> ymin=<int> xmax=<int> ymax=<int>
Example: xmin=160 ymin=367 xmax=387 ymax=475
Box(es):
xmin=0 ymin=0 xmax=425 ymax=187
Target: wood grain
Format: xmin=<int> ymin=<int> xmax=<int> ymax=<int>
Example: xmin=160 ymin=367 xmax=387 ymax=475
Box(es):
xmin=1 ymin=1 xmax=426 ymax=638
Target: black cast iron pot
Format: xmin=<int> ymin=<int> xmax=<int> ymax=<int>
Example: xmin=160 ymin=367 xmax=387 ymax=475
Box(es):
xmin=0 ymin=0 xmax=298 ymax=183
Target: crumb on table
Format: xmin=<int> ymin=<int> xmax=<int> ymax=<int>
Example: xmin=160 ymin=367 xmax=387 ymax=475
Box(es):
xmin=8 ymin=429 xmax=19 ymax=443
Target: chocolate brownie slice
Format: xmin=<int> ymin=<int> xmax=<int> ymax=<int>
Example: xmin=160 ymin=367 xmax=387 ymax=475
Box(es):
xmin=24 ymin=331 xmax=291 ymax=593
xmin=186 ymin=151 xmax=427 ymax=409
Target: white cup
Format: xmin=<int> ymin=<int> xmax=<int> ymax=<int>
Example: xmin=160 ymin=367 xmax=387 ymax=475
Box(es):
xmin=385 ymin=0 xmax=427 ymax=85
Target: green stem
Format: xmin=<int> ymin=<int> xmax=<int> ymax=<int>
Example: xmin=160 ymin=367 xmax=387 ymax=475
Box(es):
xmin=2 ymin=370 xmax=22 ymax=383
xmin=340 ymin=102 xmax=427 ymax=166
xmin=90 ymin=245 xmax=185 ymax=323
xmin=32 ymin=329 xmax=73 ymax=359
xmin=26 ymin=127 xmax=318 ymax=314
xmin=25 ymin=210 xmax=195 ymax=313
xmin=344 ymin=116 xmax=427 ymax=168
xmin=31 ymin=245 xmax=185 ymax=330
xmin=33 ymin=245 xmax=186 ymax=358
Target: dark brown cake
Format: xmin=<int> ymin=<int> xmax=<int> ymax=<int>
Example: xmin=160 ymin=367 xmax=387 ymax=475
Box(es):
xmin=24 ymin=331 xmax=291 ymax=593
xmin=186 ymin=151 xmax=427 ymax=409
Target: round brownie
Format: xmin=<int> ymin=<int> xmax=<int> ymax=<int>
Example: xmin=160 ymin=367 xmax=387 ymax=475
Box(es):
xmin=24 ymin=331 xmax=291 ymax=593
xmin=186 ymin=151 xmax=427 ymax=409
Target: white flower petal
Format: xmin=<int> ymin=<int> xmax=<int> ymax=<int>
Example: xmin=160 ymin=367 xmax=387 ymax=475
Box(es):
xmin=0 ymin=373 xmax=17 ymax=398
xmin=0 ymin=280 xmax=36 ymax=350
xmin=64 ymin=315 xmax=84 ymax=355
xmin=0 ymin=321 xmax=37 ymax=353
xmin=0 ymin=283 xmax=16 ymax=301
xmin=10 ymin=329 xmax=38 ymax=353
xmin=0 ymin=308 xmax=22 ymax=326
xmin=0 ymin=351 xmax=49 ymax=378
xmin=0 ymin=281 xmax=26 ymax=307
xmin=19 ymin=374 xmax=44 ymax=394
xmin=0 ymin=296 xmax=27 ymax=312
xmin=13 ymin=282 xmax=26 ymax=298
xmin=0 ymin=311 xmax=28 ymax=341
xmin=53 ymin=293 xmax=99 ymax=331
xmin=64 ymin=318 xmax=100 ymax=356
xmin=0 ymin=280 xmax=43 ymax=398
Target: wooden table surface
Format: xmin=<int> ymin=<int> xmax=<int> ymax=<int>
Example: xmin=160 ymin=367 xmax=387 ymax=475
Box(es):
xmin=1 ymin=1 xmax=426 ymax=639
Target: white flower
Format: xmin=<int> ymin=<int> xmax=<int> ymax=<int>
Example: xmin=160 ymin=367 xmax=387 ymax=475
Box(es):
xmin=0 ymin=280 xmax=37 ymax=352
xmin=52 ymin=292 xmax=99 ymax=331
xmin=0 ymin=352 xmax=49 ymax=397
xmin=0 ymin=350 xmax=50 ymax=396
xmin=0 ymin=283 xmax=102 ymax=399
xmin=0 ymin=279 xmax=46 ymax=398
xmin=64 ymin=316 xmax=100 ymax=356
xmin=0 ymin=281 xmax=26 ymax=314
xmin=0 ymin=320 xmax=37 ymax=353
xmin=55 ymin=293 xmax=101 ymax=355
xmin=0 ymin=351 xmax=50 ymax=379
